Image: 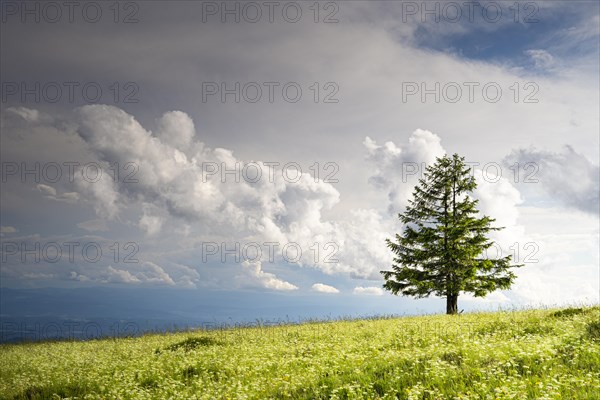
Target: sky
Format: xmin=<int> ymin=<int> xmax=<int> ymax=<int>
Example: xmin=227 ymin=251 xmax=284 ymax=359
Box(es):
xmin=0 ymin=1 xmax=599 ymax=338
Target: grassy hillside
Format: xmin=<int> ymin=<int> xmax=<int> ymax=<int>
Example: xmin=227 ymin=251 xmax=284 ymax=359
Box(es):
xmin=1 ymin=306 xmax=599 ymax=399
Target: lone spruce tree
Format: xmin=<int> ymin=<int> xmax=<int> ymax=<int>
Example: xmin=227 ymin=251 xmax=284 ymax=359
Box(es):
xmin=381 ymin=154 xmax=522 ymax=314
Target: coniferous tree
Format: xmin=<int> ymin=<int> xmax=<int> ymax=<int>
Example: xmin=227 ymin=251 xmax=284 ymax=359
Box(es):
xmin=381 ymin=154 xmax=522 ymax=314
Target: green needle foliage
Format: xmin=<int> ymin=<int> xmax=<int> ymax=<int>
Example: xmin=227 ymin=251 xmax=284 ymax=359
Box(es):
xmin=381 ymin=154 xmax=523 ymax=314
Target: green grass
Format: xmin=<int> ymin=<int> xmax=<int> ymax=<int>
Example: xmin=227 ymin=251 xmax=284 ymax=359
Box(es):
xmin=1 ymin=306 xmax=599 ymax=399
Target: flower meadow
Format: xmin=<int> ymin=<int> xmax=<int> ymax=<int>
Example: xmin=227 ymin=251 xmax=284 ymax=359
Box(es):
xmin=1 ymin=306 xmax=599 ymax=399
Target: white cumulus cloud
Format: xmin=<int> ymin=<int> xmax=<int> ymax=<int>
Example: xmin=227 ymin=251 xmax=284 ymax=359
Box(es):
xmin=311 ymin=283 xmax=340 ymax=294
xmin=353 ymin=286 xmax=384 ymax=296
xmin=239 ymin=260 xmax=298 ymax=291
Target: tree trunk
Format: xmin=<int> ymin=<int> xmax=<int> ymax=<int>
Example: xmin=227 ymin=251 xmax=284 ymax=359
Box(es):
xmin=446 ymin=293 xmax=458 ymax=315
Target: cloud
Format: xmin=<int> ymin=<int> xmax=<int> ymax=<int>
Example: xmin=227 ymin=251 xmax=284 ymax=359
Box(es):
xmin=0 ymin=226 xmax=18 ymax=234
xmin=506 ymin=206 xmax=600 ymax=306
xmin=239 ymin=260 xmax=298 ymax=291
xmin=35 ymin=184 xmax=79 ymax=203
xmin=72 ymin=105 xmax=392 ymax=279
xmin=102 ymin=266 xmax=141 ymax=284
xmin=59 ymin=192 xmax=80 ymax=202
xmin=7 ymin=108 xmax=528 ymax=285
xmin=69 ymin=271 xmax=91 ymax=282
xmin=504 ymin=146 xmax=599 ymax=214
xmin=4 ymin=107 xmax=50 ymax=124
xmin=155 ymin=111 xmax=196 ymax=150
xmin=512 ymin=262 xmax=599 ymax=306
xmin=135 ymin=261 xmax=176 ymax=285
xmin=139 ymin=204 xmax=164 ymax=236
xmin=335 ymin=209 xmax=396 ymax=279
xmin=473 ymin=169 xmax=525 ymax=246
xmin=99 ymin=262 xmax=175 ymax=286
xmin=21 ymin=272 xmax=56 ymax=280
xmin=1 ymin=105 xmax=595 ymax=306
xmin=77 ymin=219 xmax=108 ymax=232
xmin=3 ymin=105 xmax=381 ymax=283
xmin=353 ymin=286 xmax=384 ymax=296
xmin=0 ymin=231 xmax=178 ymax=287
xmin=311 ymin=283 xmax=340 ymax=294
xmin=167 ymin=262 xmax=201 ymax=288
xmin=364 ymin=129 xmax=446 ymax=214
xmin=524 ymin=49 xmax=555 ymax=69
xmin=74 ymin=164 xmax=120 ymax=219
xmin=36 ymin=184 xmax=57 ymax=197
